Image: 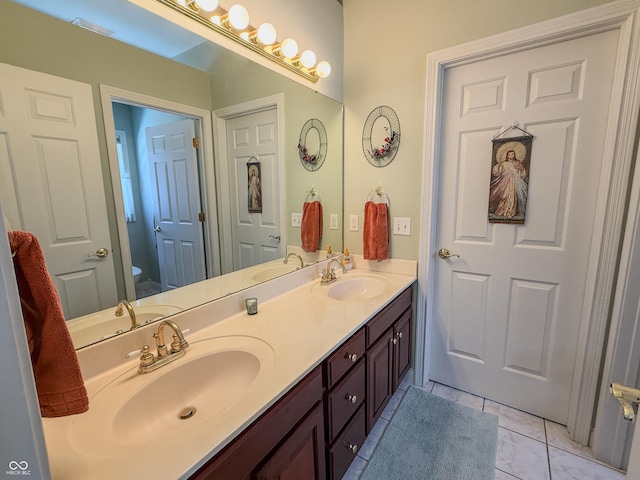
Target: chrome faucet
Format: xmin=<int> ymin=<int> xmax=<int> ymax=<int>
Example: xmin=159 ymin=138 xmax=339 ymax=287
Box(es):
xmin=283 ymin=252 xmax=304 ymax=269
xmin=138 ymin=319 xmax=189 ymax=374
xmin=115 ymin=300 xmax=138 ymax=330
xmin=320 ymin=257 xmax=347 ymax=285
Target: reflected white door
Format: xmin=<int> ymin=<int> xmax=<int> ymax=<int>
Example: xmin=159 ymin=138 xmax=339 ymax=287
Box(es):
xmin=0 ymin=63 xmax=117 ymax=318
xmin=226 ymin=108 xmax=282 ymax=270
xmin=145 ymin=119 xmax=205 ymax=291
xmin=430 ymin=30 xmax=619 ymax=423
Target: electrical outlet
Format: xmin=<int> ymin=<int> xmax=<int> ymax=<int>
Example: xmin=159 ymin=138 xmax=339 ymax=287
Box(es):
xmin=393 ymin=217 xmax=411 ymax=236
xmin=291 ymin=212 xmax=302 ymax=227
xmin=330 ymin=214 xmax=338 ymax=230
xmin=350 ymin=215 xmax=359 ymax=232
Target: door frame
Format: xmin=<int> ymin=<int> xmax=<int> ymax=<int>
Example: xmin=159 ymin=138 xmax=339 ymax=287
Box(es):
xmin=212 ymin=94 xmax=285 ymax=274
xmin=417 ymin=0 xmax=640 ymax=444
xmin=100 ymin=85 xmax=220 ymax=300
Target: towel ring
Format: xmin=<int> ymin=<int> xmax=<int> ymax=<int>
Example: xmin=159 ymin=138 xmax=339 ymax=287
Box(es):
xmin=305 ymin=187 xmax=322 ymax=202
xmin=367 ymin=186 xmax=389 ymax=205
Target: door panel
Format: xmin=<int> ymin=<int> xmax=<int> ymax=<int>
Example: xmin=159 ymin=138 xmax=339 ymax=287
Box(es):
xmin=146 ymin=119 xmax=205 ymax=292
xmin=226 ymin=108 xmax=282 ymax=270
xmin=431 ymin=29 xmax=619 ymax=423
xmin=0 ymin=63 xmax=117 ymax=318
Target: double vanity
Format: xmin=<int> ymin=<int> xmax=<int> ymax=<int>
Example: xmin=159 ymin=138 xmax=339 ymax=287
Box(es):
xmin=42 ymin=256 xmax=416 ymax=480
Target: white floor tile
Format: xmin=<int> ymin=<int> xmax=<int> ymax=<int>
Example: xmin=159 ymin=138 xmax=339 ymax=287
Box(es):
xmin=496 ymin=427 xmax=550 ymax=480
xmin=484 ymin=400 xmax=546 ymax=443
xmin=548 ymin=446 xmax=626 ymax=480
xmin=431 ymin=383 xmax=484 ymax=410
xmin=495 ymin=468 xmax=522 ymax=479
xmin=357 ymin=417 xmax=388 ymax=460
xmin=545 ymin=420 xmax=596 ymax=461
xmin=341 ymin=454 xmax=368 ymax=480
xmin=380 ymin=387 xmax=407 ymax=421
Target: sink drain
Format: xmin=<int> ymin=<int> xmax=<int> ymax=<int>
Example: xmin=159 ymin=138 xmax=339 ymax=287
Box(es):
xmin=178 ymin=407 xmax=197 ymax=420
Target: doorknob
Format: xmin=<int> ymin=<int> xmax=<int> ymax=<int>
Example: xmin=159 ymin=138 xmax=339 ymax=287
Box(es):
xmin=88 ymin=247 xmax=109 ymax=258
xmin=610 ymin=382 xmax=640 ymax=422
xmin=438 ymin=248 xmax=460 ymax=259
xmin=153 ymin=226 xmax=162 ymax=232
xmin=269 ymin=234 xmax=281 ymax=241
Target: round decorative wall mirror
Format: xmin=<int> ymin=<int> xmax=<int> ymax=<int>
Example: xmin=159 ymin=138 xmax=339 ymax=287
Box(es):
xmin=362 ymin=105 xmax=401 ymax=167
xmin=298 ymin=118 xmax=327 ymax=171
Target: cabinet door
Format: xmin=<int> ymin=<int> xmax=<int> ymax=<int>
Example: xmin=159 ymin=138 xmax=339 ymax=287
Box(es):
xmin=393 ymin=309 xmax=412 ymax=391
xmin=366 ymin=328 xmax=393 ymax=433
xmin=255 ymin=404 xmax=326 ymax=480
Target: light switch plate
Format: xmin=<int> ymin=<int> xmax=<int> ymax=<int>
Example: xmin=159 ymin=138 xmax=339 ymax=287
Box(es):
xmin=350 ymin=215 xmax=359 ymax=231
xmin=291 ymin=212 xmax=302 ymax=227
xmin=330 ymin=214 xmax=338 ymax=230
xmin=393 ymin=217 xmax=411 ymax=236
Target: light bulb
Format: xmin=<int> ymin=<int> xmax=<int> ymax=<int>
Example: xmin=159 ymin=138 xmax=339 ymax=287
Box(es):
xmin=280 ymin=38 xmax=298 ymax=59
xmin=194 ymin=0 xmax=218 ymax=11
xmin=175 ymin=0 xmax=188 ymax=6
xmin=256 ymin=23 xmax=277 ymax=45
xmin=315 ymin=61 xmax=332 ymax=78
xmin=239 ymin=31 xmax=250 ymax=41
xmin=210 ymin=15 xmax=221 ymax=25
xmin=299 ymin=50 xmax=317 ymax=68
xmin=227 ymin=4 xmax=249 ymax=30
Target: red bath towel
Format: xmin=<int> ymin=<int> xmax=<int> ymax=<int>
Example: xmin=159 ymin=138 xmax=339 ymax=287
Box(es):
xmin=10 ymin=231 xmax=89 ymax=417
xmin=363 ymin=201 xmax=389 ymax=261
xmin=301 ymin=201 xmax=323 ymax=252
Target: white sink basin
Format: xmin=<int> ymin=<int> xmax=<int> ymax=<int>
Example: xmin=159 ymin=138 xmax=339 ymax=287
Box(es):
xmin=67 ymin=335 xmax=276 ymax=455
xmin=312 ymin=272 xmax=392 ymax=301
xmin=68 ymin=305 xmax=183 ymax=348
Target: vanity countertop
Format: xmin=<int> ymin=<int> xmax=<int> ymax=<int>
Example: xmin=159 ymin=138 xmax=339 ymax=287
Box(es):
xmin=41 ymin=258 xmax=416 ymax=480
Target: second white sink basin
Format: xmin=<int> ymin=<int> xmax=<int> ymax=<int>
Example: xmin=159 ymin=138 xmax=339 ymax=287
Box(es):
xmin=312 ymin=272 xmax=392 ymax=301
xmin=68 ymin=335 xmax=276 ymax=455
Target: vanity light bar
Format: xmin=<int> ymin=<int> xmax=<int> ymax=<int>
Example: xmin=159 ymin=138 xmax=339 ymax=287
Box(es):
xmin=156 ymin=0 xmax=331 ymax=83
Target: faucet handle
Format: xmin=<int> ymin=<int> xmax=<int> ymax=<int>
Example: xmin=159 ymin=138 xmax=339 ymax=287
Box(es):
xmin=139 ymin=345 xmax=155 ymax=367
xmin=171 ymin=334 xmax=185 ymax=353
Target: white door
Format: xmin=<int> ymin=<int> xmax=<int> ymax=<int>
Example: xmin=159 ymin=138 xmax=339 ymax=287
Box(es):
xmin=628 ymin=420 xmax=640 ymax=477
xmin=430 ymin=29 xmax=619 ymax=423
xmin=0 ymin=63 xmax=117 ymax=318
xmin=146 ymin=120 xmax=205 ymax=291
xmin=226 ymin=108 xmax=282 ymax=270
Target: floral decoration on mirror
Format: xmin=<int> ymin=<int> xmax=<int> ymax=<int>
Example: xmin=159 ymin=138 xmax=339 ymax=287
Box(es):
xmin=298 ymin=118 xmax=327 ymax=172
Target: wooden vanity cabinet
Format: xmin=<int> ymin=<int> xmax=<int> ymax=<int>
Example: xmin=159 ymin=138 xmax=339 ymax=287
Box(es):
xmin=365 ymin=287 xmax=412 ymax=433
xmin=188 ymin=284 xmax=414 ymax=480
xmin=189 ymin=365 xmax=324 ymax=480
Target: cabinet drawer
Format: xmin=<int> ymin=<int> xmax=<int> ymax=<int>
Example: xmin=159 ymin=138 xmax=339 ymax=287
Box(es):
xmin=328 ymin=405 xmax=366 ymax=480
xmin=326 ymin=358 xmax=365 ymax=442
xmin=366 ymin=286 xmax=412 ymax=347
xmin=326 ymin=328 xmax=365 ymax=389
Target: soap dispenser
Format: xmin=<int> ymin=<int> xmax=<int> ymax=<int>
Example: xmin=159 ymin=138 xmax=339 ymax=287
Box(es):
xmin=343 ymin=248 xmax=353 ymax=270
xmin=327 ymin=245 xmax=333 ymax=258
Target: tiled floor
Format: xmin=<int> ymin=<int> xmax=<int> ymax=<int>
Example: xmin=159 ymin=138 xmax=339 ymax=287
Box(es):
xmin=342 ymin=371 xmax=627 ymax=480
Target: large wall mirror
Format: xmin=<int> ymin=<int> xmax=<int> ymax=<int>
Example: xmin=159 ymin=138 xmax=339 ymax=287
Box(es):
xmin=1 ymin=0 xmax=343 ymax=348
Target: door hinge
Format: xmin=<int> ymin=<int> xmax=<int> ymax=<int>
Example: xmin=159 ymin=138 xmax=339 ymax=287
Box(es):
xmin=198 ymin=212 xmax=205 ymax=222
xmin=192 ymin=137 xmax=201 ymax=148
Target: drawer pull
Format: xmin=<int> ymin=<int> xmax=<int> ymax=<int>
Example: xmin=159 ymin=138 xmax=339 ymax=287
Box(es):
xmin=397 ymin=332 xmax=403 ymax=339
xmin=345 ymin=352 xmax=358 ymax=363
xmin=346 ymin=394 xmax=357 ymax=404
xmin=347 ymin=443 xmax=358 ymax=454
xmin=392 ymin=338 xmax=398 ymax=345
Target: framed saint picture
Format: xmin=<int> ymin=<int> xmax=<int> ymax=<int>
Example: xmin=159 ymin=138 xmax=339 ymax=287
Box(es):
xmin=488 ymin=135 xmax=533 ymax=224
xmin=247 ymin=159 xmax=262 ymax=213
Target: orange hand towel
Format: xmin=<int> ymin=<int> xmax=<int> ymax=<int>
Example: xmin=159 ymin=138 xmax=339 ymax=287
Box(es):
xmin=10 ymin=231 xmax=89 ymax=417
xmin=363 ymin=201 xmax=389 ymax=261
xmin=301 ymin=201 xmax=323 ymax=252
